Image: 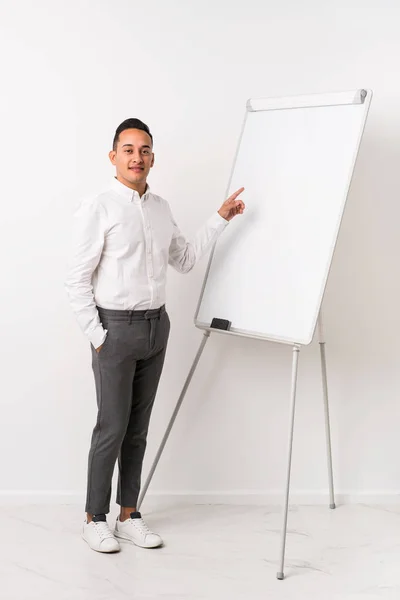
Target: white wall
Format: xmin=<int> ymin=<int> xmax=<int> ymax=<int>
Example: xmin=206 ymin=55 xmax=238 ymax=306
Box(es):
xmin=1 ymin=0 xmax=399 ymax=505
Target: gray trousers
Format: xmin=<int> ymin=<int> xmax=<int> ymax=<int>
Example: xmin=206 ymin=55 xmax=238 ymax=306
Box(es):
xmin=85 ymin=305 xmax=170 ymax=515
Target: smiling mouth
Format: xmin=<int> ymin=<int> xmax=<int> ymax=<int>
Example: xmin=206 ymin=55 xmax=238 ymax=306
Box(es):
xmin=129 ymin=167 xmax=144 ymax=171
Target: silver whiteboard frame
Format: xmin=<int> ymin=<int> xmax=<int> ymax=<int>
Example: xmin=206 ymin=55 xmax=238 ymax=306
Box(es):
xmin=193 ymin=88 xmax=373 ymax=346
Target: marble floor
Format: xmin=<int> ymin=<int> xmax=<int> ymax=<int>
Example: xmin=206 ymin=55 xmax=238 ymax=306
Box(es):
xmin=1 ymin=502 xmax=399 ymax=599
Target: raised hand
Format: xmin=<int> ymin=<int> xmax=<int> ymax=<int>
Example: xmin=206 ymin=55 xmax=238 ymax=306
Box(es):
xmin=218 ymin=187 xmax=245 ymax=222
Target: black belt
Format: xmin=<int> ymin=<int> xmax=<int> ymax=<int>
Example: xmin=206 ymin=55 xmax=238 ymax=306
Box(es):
xmin=97 ymin=305 xmax=165 ymax=322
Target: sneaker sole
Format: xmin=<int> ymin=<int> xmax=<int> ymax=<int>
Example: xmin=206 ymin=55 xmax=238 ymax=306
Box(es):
xmin=114 ymin=530 xmax=163 ymax=549
xmin=82 ymin=533 xmax=121 ymax=553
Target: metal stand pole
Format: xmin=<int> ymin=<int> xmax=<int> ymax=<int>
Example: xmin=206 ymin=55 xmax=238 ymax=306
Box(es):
xmin=277 ymin=344 xmax=301 ymax=580
xmin=318 ymin=314 xmax=336 ymax=509
xmin=138 ymin=330 xmax=211 ymax=510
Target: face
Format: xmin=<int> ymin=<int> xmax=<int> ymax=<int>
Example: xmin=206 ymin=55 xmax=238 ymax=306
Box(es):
xmin=109 ymin=128 xmax=154 ymax=189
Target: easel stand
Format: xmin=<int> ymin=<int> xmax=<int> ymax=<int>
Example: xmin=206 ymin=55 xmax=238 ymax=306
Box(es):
xmin=138 ymin=313 xmax=335 ymax=580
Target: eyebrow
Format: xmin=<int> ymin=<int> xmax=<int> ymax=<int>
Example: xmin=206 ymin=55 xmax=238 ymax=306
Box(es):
xmin=122 ymin=143 xmax=152 ymax=149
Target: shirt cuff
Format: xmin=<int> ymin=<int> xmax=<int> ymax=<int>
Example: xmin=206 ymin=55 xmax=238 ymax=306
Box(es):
xmin=208 ymin=211 xmax=230 ymax=229
xmin=89 ymin=326 xmax=108 ymax=349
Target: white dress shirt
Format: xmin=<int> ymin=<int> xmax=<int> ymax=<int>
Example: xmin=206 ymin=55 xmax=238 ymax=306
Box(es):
xmin=65 ymin=177 xmax=229 ymax=349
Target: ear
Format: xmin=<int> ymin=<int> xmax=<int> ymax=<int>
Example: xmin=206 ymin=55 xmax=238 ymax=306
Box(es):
xmin=150 ymin=153 xmax=155 ymax=168
xmin=109 ymin=150 xmax=117 ymax=165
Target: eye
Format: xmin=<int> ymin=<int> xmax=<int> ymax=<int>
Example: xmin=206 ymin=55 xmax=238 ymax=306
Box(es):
xmin=142 ymin=149 xmax=150 ymax=155
xmin=125 ymin=149 xmax=133 ymax=153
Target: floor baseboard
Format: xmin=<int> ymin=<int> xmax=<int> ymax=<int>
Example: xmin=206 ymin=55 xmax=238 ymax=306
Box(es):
xmin=1 ymin=490 xmax=399 ymax=506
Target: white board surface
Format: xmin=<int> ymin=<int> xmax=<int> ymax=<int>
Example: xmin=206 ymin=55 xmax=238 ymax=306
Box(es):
xmin=195 ymin=90 xmax=372 ymax=345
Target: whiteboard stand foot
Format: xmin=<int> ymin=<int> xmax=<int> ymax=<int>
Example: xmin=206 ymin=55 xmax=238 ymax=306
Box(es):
xmin=318 ymin=314 xmax=335 ymax=510
xmin=276 ymin=572 xmax=284 ymax=580
xmin=137 ymin=330 xmax=211 ymax=510
xmin=277 ymin=344 xmax=300 ymax=581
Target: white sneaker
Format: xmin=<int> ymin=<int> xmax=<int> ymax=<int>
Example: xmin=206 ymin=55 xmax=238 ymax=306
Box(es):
xmin=114 ymin=511 xmax=163 ymax=548
xmin=82 ymin=516 xmax=120 ymax=553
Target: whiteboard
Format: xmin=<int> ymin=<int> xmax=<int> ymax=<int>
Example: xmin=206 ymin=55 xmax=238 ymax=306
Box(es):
xmin=195 ymin=90 xmax=372 ymax=345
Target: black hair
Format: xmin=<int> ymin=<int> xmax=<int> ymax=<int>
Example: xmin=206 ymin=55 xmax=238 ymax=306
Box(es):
xmin=112 ymin=118 xmax=153 ymax=150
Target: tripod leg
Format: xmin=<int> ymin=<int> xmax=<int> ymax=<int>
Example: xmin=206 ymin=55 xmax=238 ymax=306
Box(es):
xmin=277 ymin=344 xmax=300 ymax=581
xmin=138 ymin=331 xmax=211 ymax=510
xmin=318 ymin=316 xmax=335 ymax=510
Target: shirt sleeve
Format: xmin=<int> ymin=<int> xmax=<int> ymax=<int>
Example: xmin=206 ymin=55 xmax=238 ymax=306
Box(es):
xmin=64 ymin=199 xmax=108 ymax=349
xmin=168 ymin=205 xmax=229 ymax=274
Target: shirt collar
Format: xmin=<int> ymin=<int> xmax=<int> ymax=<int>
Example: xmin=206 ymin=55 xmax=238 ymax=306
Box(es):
xmin=110 ymin=177 xmax=150 ymax=202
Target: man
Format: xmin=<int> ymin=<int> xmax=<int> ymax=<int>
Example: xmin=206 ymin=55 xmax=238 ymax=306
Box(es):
xmin=65 ymin=118 xmax=245 ymax=553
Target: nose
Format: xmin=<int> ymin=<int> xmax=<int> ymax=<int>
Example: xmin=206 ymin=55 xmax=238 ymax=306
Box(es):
xmin=131 ymin=151 xmax=143 ymax=163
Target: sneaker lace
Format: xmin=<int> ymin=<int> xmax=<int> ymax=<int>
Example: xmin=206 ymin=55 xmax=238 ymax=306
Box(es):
xmin=94 ymin=521 xmax=114 ymax=541
xmin=132 ymin=517 xmax=152 ymax=535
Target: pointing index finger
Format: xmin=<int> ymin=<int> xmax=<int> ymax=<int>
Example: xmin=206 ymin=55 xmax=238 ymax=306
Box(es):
xmin=227 ymin=187 xmax=245 ymax=202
